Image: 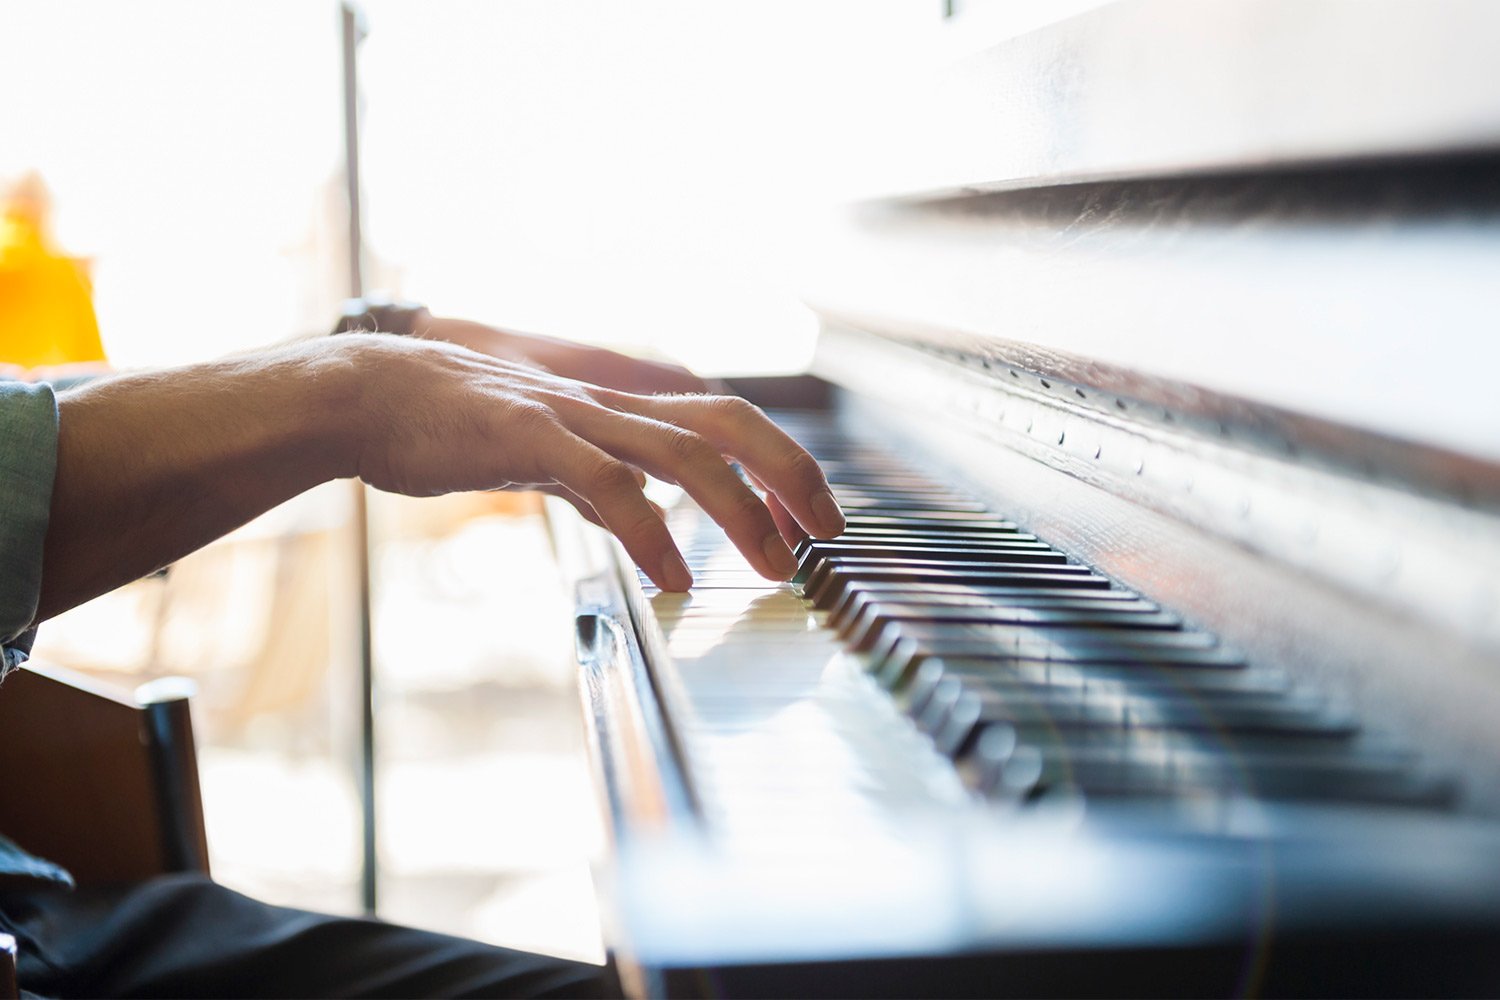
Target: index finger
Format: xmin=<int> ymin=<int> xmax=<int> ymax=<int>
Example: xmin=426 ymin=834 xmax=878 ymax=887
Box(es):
xmin=615 ymin=394 xmax=845 ymax=539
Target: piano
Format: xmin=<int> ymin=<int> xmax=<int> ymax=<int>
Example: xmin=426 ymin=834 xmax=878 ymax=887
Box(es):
xmin=548 ymin=2 xmax=1500 ymax=995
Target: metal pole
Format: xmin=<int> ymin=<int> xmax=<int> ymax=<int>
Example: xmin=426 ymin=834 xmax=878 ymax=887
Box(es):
xmin=339 ymin=0 xmax=378 ymax=917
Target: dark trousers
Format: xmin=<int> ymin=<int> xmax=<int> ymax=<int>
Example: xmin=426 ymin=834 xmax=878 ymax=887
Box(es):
xmin=0 ymin=873 xmax=608 ymax=998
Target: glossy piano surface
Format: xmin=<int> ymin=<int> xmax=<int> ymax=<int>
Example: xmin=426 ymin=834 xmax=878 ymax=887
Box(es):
xmin=555 ymin=406 xmax=1500 ymax=997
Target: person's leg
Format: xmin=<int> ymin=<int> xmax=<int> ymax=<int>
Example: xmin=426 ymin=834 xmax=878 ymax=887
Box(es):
xmin=0 ymin=873 xmax=607 ymax=999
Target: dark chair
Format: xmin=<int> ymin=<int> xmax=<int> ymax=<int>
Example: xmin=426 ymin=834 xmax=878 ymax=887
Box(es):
xmin=0 ymin=662 xmax=209 ymax=998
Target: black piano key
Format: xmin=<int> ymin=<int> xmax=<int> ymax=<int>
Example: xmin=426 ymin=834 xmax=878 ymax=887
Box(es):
xmin=843 ymin=604 xmax=1182 ymax=652
xmin=831 ymin=593 xmax=1161 ymax=637
xmin=917 ymin=679 xmax=1354 ymax=747
xmin=796 ymin=543 xmax=1067 ymax=562
xmin=975 ymin=737 xmax=1047 ymax=802
xmin=876 ymin=620 xmax=1224 ymax=653
xmin=807 ymin=464 xmax=935 ymax=480
xmin=841 ymin=513 xmax=1023 ymax=531
xmin=957 ymin=720 xmax=1417 ymax=790
xmin=834 ymin=527 xmax=1040 ymax=544
xmin=827 ymin=584 xmax=1149 ymax=630
xmin=927 ymin=694 xmax=1433 ymax=807
xmin=832 ymin=494 xmax=993 ymax=512
xmin=909 ymin=662 xmax=1416 ymax=791
xmin=831 ymin=486 xmax=981 ymax=501
xmin=827 ymin=481 xmax=958 ymax=490
xmin=1061 ymin=753 xmax=1451 ymax=808
xmin=801 ymin=554 xmax=1093 ymax=580
xmin=798 ymin=539 xmax=1068 ymax=554
xmin=867 ymin=621 xmax=1219 ymax=664
xmin=793 ymin=535 xmax=1054 ymax=559
xmin=907 ymin=665 xmax=1305 ymax=734
xmin=982 ymin=725 xmax=1398 ymax=771
xmin=823 ymin=479 xmax=958 ymax=494
xmin=968 ymin=723 xmax=1455 ymax=808
xmin=1072 ymin=768 xmax=1455 ymax=809
xmin=986 ymin=728 xmax=1414 ymax=781
xmin=870 ymin=634 xmax=1245 ymax=690
xmin=902 ymin=657 xmax=1290 ymax=717
xmin=806 ymin=565 xmax=1109 ymax=610
xmin=793 ymin=548 xmax=1072 ymax=586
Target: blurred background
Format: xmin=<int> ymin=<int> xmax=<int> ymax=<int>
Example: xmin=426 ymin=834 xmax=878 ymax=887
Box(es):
xmin=0 ymin=0 xmax=1102 ymax=964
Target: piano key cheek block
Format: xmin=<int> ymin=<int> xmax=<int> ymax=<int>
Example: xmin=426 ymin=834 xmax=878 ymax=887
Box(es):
xmin=551 ymin=4 xmax=1500 ymax=995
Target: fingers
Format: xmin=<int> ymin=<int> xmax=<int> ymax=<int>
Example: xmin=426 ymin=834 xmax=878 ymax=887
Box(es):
xmin=536 ymin=482 xmax=661 ymax=531
xmin=544 ymin=429 xmax=694 ymax=592
xmin=569 ymin=409 xmax=799 ymax=582
xmin=745 ymin=471 xmax=805 ymax=545
xmin=397 ymin=350 xmax=833 ymax=590
xmin=612 ymin=394 xmax=844 ymax=540
xmin=765 ymin=486 xmax=805 ymax=546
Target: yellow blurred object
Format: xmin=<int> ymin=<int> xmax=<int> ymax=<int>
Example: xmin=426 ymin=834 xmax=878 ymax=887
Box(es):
xmin=0 ymin=173 xmax=107 ymax=368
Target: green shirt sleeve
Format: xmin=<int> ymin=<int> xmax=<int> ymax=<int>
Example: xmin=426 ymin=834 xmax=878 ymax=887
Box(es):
xmin=0 ymin=380 xmax=72 ymax=886
xmin=0 ymin=380 xmax=59 ymax=680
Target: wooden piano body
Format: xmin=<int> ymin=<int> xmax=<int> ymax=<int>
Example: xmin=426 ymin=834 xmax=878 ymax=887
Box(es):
xmin=552 ymin=2 xmax=1500 ymax=995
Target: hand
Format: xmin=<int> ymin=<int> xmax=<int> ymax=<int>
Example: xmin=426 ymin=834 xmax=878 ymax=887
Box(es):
xmin=417 ymin=314 xmax=715 ymax=396
xmin=39 ymin=334 xmax=838 ymax=621
xmin=343 ymin=335 xmax=844 ymax=591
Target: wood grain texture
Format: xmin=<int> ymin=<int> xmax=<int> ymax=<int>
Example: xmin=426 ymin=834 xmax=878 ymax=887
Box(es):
xmin=0 ymin=665 xmax=208 ymax=887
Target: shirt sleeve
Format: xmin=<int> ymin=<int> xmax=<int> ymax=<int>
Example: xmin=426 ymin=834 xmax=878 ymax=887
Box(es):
xmin=0 ymin=380 xmax=59 ymax=681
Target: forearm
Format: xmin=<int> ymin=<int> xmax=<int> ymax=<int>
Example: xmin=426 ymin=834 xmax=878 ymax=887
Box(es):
xmin=37 ymin=339 xmax=359 ymax=621
xmin=33 ymin=328 xmax=839 ymax=616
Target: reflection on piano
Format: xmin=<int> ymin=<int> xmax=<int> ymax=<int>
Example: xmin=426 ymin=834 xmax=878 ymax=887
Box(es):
xmin=552 ymin=3 xmax=1500 ymax=995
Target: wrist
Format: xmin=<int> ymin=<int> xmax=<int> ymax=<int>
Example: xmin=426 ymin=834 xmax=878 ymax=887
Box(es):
xmin=293 ymin=335 xmax=382 ymax=482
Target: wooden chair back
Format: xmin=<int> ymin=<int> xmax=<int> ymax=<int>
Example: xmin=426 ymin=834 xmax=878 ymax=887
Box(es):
xmin=0 ymin=663 xmax=209 ymax=999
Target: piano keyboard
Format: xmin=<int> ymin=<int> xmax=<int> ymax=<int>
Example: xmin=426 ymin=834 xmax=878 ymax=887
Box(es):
xmin=635 ymin=412 xmax=1455 ymax=837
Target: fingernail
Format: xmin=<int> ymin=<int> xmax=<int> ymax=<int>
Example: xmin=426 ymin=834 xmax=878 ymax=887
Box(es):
xmin=660 ymin=551 xmax=693 ymax=592
xmin=810 ymin=490 xmax=845 ymax=537
xmin=763 ymin=533 xmax=799 ymax=580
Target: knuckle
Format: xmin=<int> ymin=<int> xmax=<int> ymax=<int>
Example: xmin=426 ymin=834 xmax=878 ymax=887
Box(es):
xmin=621 ymin=512 xmax=666 ymax=543
xmin=663 ymin=427 xmax=714 ymax=465
xmin=588 ymin=459 xmax=639 ymax=496
xmin=503 ymin=400 xmax=557 ymax=435
xmin=552 ymin=384 xmax=597 ymax=408
xmin=729 ymin=487 xmax=770 ymax=522
xmin=590 ymin=386 xmax=630 ymax=408
xmin=709 ymin=394 xmax=762 ymax=424
xmin=783 ymin=447 xmax=823 ymax=484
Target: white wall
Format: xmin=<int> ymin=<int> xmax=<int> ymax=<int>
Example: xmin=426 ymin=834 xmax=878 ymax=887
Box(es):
xmin=3 ymin=0 xmax=1101 ymax=373
xmin=0 ymin=1 xmax=344 ymax=367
